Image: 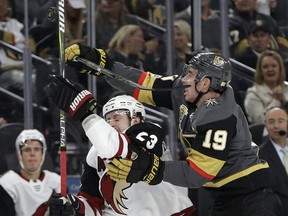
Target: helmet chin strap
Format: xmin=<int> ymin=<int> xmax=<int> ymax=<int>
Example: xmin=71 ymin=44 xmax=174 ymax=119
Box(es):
xmin=191 ymin=82 xmax=209 ymax=107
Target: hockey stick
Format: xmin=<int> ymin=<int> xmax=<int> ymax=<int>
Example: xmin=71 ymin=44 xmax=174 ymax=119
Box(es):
xmin=58 ymin=0 xmax=67 ymax=196
xmin=73 ymin=56 xmax=190 ymax=91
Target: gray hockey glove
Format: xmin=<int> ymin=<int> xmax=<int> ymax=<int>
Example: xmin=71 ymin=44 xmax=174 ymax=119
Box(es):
xmin=48 ymin=75 xmax=97 ymax=120
xmin=50 ymin=193 xmax=84 ymax=216
xmin=65 ymin=43 xmax=113 ymax=75
xmin=107 ymin=146 xmax=165 ymax=185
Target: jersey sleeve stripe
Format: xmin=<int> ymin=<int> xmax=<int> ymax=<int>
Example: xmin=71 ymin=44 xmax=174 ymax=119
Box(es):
xmin=186 ymin=148 xmax=226 ymax=179
xmin=133 ymin=71 xmax=147 ymax=99
xmin=135 ymin=72 xmax=156 ymax=106
xmin=187 ymin=159 xmax=215 ymax=180
xmin=113 ymin=134 xmax=124 ymax=158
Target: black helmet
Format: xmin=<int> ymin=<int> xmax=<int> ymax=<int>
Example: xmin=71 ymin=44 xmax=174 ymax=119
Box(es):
xmin=188 ymin=51 xmax=232 ymax=93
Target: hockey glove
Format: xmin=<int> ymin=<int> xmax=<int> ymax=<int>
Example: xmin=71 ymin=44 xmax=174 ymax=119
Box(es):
xmin=50 ymin=193 xmax=82 ymax=216
xmin=107 ymin=147 xmax=165 ymax=185
xmin=65 ymin=43 xmax=113 ymax=75
xmin=48 ymin=75 xmax=97 ymax=120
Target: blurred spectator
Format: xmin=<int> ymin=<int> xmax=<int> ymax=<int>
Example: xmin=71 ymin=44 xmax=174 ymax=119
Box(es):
xmin=0 ymin=0 xmax=25 ymax=49
xmin=271 ymin=0 xmax=288 ymax=27
xmin=143 ymin=37 xmax=166 ymax=74
xmin=30 ymin=0 xmax=87 ymax=58
xmin=244 ymin=50 xmax=288 ymax=124
xmin=29 ymin=0 xmax=58 ymax=59
xmin=65 ymin=0 xmax=87 ymax=46
xmin=259 ymin=106 xmax=288 ymax=216
xmin=125 ymin=0 xmax=165 ymax=26
xmin=228 ymin=0 xmax=288 ymax=58
xmin=0 ymin=117 xmax=6 ymax=127
xmin=107 ymin=24 xmax=145 ymax=69
xmin=97 ymin=24 xmax=164 ymax=109
xmin=95 ymin=0 xmax=137 ymax=50
xmin=236 ymin=20 xmax=273 ymax=69
xmin=236 ymin=20 xmax=288 ymax=73
xmin=99 ymin=24 xmax=150 ymax=109
xmin=0 ymin=0 xmax=35 ymax=122
xmin=10 ymin=0 xmax=50 ymax=27
xmin=174 ymin=0 xmax=222 ymax=50
xmin=89 ymin=0 xmax=141 ymax=109
xmin=107 ymin=23 xmax=165 ymax=73
xmin=0 ymin=129 xmax=60 ymax=215
xmin=125 ymin=0 xmax=189 ymax=26
xmin=256 ymin=0 xmax=277 ymax=16
xmin=173 ymin=20 xmax=192 ymax=75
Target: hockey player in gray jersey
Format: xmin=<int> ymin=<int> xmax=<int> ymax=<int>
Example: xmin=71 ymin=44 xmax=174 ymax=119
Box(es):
xmin=64 ymin=43 xmax=283 ymax=215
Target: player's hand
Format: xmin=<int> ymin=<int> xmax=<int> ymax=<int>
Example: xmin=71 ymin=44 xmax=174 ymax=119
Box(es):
xmin=50 ymin=193 xmax=81 ymax=216
xmin=47 ymin=75 xmax=97 ymax=120
xmin=65 ymin=43 xmax=113 ymax=75
xmin=107 ymin=148 xmax=165 ymax=185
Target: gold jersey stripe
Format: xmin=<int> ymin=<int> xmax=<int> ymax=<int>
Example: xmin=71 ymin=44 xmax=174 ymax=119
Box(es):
xmin=186 ymin=148 xmax=225 ymax=177
xmin=137 ymin=72 xmax=156 ymax=106
xmin=203 ymin=162 xmax=269 ymax=188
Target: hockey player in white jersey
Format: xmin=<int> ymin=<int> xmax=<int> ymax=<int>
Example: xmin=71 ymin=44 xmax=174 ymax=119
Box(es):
xmin=47 ymin=75 xmax=195 ymax=215
xmin=0 ymin=129 xmax=61 ymax=216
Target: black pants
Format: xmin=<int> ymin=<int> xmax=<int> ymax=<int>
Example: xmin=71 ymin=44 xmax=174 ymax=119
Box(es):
xmin=209 ymin=188 xmax=282 ymax=216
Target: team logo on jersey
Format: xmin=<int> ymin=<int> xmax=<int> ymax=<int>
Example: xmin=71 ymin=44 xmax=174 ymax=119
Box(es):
xmin=204 ymin=98 xmax=219 ymax=107
xmin=179 ymin=104 xmax=188 ymax=123
xmin=101 ymin=171 xmax=132 ymax=215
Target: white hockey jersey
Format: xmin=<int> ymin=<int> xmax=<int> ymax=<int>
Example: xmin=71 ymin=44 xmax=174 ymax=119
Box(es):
xmin=0 ymin=170 xmax=61 ymax=216
xmin=78 ymin=114 xmax=195 ymax=216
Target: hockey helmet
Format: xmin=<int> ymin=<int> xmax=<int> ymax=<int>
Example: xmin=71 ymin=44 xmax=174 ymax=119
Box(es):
xmin=103 ymin=95 xmax=146 ymax=120
xmin=15 ymin=129 xmax=47 ymax=168
xmin=188 ymin=51 xmax=232 ymax=93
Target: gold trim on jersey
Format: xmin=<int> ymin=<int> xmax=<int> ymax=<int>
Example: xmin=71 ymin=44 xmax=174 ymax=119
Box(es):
xmin=178 ymin=104 xmax=192 ymax=154
xmin=203 ymin=162 xmax=269 ymax=188
xmin=179 ymin=129 xmax=195 ymax=155
xmin=137 ymin=72 xmax=156 ymax=106
xmin=179 ymin=104 xmax=188 ymax=123
xmin=186 ymin=148 xmax=225 ymax=177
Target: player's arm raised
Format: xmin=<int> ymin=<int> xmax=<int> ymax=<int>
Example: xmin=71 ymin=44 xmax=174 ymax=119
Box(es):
xmin=47 ymin=75 xmax=130 ymax=159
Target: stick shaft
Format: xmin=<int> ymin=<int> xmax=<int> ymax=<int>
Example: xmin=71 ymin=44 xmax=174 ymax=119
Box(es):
xmin=75 ymin=57 xmax=155 ymax=90
xmin=58 ymin=0 xmax=67 ymax=196
xmin=74 ymin=57 xmax=188 ymax=91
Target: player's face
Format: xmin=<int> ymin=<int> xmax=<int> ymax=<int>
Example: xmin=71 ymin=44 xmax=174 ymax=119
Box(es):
xmin=265 ymin=108 xmax=288 ymax=143
xmin=105 ymin=109 xmax=131 ymax=132
xmin=181 ymin=66 xmax=199 ymax=103
xmin=20 ymin=140 xmax=43 ymax=172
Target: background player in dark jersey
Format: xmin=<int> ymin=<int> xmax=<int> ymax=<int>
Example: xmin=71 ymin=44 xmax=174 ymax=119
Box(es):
xmin=63 ymin=43 xmax=282 ymax=215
